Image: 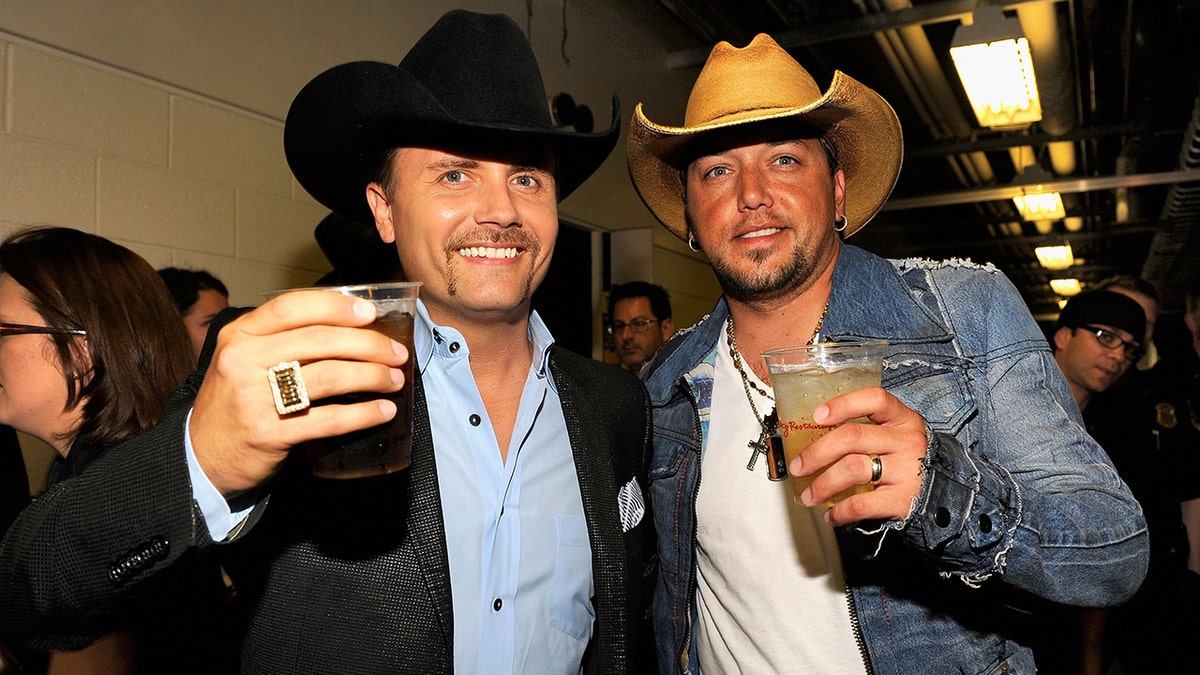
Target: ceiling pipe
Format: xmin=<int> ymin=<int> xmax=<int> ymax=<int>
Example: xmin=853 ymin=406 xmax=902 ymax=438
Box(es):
xmin=1017 ymin=3 xmax=1078 ymax=176
xmin=1143 ymin=93 xmax=1200 ymax=293
xmin=864 ymin=0 xmax=1014 ymax=226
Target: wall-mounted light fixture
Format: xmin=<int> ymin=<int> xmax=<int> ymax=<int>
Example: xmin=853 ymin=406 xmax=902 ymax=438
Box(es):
xmin=950 ymin=6 xmax=1042 ymax=129
xmin=1034 ymin=242 xmax=1074 ymax=270
xmin=1049 ymin=278 xmax=1082 ymax=297
xmin=551 ymin=92 xmax=594 ymax=133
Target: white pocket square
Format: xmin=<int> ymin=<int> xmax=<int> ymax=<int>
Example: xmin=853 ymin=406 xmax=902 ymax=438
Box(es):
xmin=617 ymin=477 xmax=645 ymax=532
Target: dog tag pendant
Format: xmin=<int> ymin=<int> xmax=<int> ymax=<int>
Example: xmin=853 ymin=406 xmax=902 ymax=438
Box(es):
xmin=764 ymin=434 xmax=788 ymax=481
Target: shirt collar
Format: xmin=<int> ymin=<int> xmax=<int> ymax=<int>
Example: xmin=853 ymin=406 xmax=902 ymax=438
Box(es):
xmin=412 ymin=299 xmax=555 ymax=378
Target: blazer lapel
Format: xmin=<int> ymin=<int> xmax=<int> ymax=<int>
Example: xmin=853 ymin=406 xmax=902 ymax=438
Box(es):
xmin=552 ymin=349 xmax=628 ymax=667
xmin=407 ymin=372 xmax=455 ymax=651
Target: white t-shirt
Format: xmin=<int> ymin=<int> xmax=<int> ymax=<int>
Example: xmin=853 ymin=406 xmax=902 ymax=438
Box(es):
xmin=693 ymin=322 xmax=868 ymax=674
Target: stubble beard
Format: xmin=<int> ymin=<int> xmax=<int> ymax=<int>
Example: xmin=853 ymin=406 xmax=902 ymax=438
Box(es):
xmin=710 ymin=237 xmax=818 ymax=306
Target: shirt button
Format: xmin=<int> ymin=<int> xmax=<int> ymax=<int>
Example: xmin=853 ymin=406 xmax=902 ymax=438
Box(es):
xmin=493 ymin=598 xmax=502 ymax=611
xmin=978 ymin=514 xmax=993 ymax=533
xmin=469 ymin=414 xmax=481 ymax=426
xmin=449 ymin=342 xmax=461 ymax=353
xmin=934 ymin=507 xmax=951 ymax=528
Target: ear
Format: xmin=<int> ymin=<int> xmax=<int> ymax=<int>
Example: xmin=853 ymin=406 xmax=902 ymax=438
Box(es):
xmin=1186 ymin=310 xmax=1198 ymax=336
xmin=1053 ymin=326 xmax=1072 ymax=352
xmin=70 ymin=335 xmax=94 ymax=387
xmin=833 ymin=168 xmax=847 ymax=217
xmin=366 ymin=182 xmax=395 ymax=244
xmin=660 ymin=318 xmax=675 ymax=338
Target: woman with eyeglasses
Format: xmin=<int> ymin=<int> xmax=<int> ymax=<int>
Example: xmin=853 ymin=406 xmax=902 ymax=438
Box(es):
xmin=0 ymin=227 xmax=227 ymax=674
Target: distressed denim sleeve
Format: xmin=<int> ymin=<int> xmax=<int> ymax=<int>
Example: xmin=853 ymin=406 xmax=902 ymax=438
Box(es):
xmin=896 ymin=270 xmax=1148 ymax=607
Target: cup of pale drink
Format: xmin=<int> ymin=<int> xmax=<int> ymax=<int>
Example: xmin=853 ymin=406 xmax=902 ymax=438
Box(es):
xmin=265 ymin=281 xmax=420 ymax=479
xmin=761 ymin=341 xmax=887 ymax=506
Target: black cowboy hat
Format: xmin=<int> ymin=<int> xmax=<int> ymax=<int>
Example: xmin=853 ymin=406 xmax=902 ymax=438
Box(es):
xmin=284 ymin=9 xmax=619 ymax=223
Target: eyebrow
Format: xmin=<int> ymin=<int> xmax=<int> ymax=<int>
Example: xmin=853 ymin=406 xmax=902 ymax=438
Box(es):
xmin=512 ymin=164 xmax=552 ymax=175
xmin=428 ymin=157 xmax=481 ymax=171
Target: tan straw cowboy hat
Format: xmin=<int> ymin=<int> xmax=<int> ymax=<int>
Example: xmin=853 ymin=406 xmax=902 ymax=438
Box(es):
xmin=627 ymin=33 xmax=902 ymax=240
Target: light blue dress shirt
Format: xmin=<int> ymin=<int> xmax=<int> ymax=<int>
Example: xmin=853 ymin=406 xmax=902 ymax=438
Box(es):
xmin=187 ymin=300 xmax=593 ymax=674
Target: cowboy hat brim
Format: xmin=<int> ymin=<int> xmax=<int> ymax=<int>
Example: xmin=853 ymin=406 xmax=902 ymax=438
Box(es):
xmin=627 ymin=69 xmax=902 ymax=240
xmin=285 ymin=60 xmax=619 ymax=223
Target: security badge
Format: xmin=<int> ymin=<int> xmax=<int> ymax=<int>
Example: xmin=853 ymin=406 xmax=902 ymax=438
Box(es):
xmin=1156 ymin=402 xmax=1177 ymax=429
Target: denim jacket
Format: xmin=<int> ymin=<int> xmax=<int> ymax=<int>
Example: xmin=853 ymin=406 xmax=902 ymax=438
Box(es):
xmin=643 ymin=244 xmax=1148 ymax=675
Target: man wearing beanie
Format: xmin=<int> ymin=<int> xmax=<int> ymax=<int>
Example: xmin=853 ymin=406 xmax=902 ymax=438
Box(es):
xmin=1054 ymin=286 xmax=1197 ymax=674
xmin=1052 ymin=289 xmax=1146 ymax=411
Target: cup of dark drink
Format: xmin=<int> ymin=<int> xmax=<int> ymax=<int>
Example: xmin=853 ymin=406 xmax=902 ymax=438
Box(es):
xmin=265 ymin=281 xmax=420 ymax=479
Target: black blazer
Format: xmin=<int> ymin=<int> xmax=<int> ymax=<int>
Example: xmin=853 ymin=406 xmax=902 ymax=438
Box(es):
xmin=0 ymin=310 xmax=656 ymax=674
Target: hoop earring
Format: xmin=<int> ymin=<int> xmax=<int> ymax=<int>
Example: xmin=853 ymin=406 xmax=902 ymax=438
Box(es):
xmin=687 ymin=233 xmax=701 ymax=252
xmin=833 ymin=216 xmax=848 ymax=233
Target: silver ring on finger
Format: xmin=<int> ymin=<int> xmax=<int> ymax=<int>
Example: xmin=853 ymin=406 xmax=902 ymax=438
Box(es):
xmin=869 ymin=455 xmax=883 ymax=484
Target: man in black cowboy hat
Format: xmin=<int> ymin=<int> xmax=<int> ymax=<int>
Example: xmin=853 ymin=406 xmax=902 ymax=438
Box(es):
xmin=628 ymin=33 xmax=1147 ymax=673
xmin=0 ymin=11 xmax=654 ymax=674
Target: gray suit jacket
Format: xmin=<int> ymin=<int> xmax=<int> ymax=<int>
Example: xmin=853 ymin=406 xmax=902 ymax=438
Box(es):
xmin=0 ymin=309 xmax=657 ymax=674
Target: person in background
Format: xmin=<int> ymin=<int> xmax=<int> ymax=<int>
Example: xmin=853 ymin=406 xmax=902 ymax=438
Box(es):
xmin=1 ymin=11 xmax=654 ymax=674
xmin=1043 ymin=288 xmax=1149 ymax=674
xmin=607 ymin=281 xmax=674 ymax=372
xmin=627 ymin=33 xmax=1147 ymax=673
xmin=0 ymin=426 xmax=28 ymax=671
xmin=1050 ymin=289 xmax=1146 ymax=412
xmin=1105 ymin=279 xmax=1200 ymax=675
xmin=156 ymin=267 xmax=229 ymax=359
xmin=0 ymin=227 xmax=231 ymax=674
xmin=0 ymin=427 xmax=26 ymax=541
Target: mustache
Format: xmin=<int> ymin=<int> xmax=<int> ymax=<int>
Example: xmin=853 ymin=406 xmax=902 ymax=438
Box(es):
xmin=444 ymin=227 xmax=541 ymax=257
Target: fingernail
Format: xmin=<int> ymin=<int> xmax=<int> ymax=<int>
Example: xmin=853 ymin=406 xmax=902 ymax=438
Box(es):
xmin=379 ymin=399 xmax=397 ymax=418
xmin=392 ymin=340 xmax=408 ymax=359
xmin=814 ymin=405 xmax=829 ymax=423
xmin=799 ymin=487 xmax=814 ymax=507
xmin=390 ymin=366 xmax=404 ymax=385
xmin=353 ymin=298 xmax=376 ymax=320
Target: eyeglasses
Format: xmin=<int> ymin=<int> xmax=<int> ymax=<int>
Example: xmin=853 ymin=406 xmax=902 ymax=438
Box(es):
xmin=606 ymin=318 xmax=660 ymax=335
xmin=1078 ymin=324 xmax=1143 ymax=362
xmin=0 ymin=322 xmax=87 ymax=338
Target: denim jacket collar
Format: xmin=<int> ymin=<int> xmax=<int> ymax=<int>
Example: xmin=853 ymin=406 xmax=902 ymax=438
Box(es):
xmin=644 ymin=243 xmax=954 ymax=406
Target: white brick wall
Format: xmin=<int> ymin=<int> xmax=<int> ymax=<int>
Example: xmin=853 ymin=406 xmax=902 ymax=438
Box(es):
xmin=0 ymin=36 xmax=330 ymax=310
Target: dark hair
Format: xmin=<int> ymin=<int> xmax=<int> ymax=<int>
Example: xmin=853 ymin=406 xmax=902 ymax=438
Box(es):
xmin=0 ymin=227 xmax=195 ymax=449
xmin=157 ymin=267 xmax=229 ymax=315
xmin=608 ymin=281 xmax=672 ymax=322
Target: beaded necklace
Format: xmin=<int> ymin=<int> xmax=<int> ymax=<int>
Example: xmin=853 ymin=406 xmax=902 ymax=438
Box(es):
xmin=727 ymin=300 xmax=829 ymax=478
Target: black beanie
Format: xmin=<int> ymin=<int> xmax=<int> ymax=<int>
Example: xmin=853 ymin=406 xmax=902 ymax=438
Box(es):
xmin=1055 ymin=290 xmax=1146 ymax=339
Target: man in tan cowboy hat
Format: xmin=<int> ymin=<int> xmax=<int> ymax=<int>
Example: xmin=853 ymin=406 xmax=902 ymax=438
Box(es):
xmin=630 ymin=34 xmax=1147 ymax=673
xmin=0 ymin=10 xmax=655 ymax=674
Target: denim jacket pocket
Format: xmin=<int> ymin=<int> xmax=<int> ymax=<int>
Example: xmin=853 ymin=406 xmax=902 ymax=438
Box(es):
xmin=884 ymin=357 xmax=975 ymax=437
